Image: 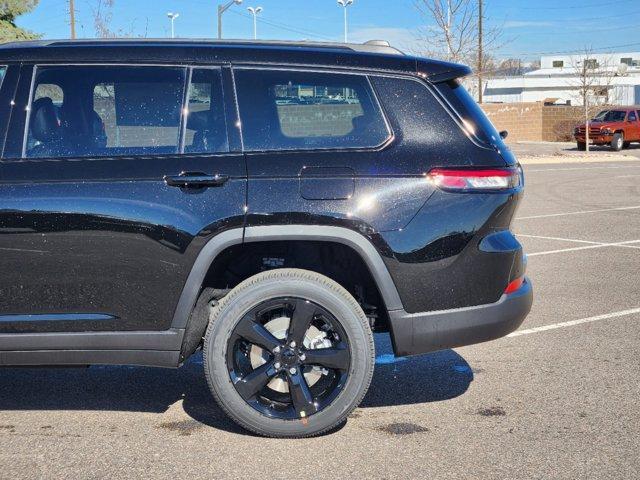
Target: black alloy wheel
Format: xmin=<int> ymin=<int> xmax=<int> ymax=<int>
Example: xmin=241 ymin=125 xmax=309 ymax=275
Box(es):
xmin=227 ymin=297 xmax=351 ymax=420
xmin=203 ymin=269 xmax=374 ymax=438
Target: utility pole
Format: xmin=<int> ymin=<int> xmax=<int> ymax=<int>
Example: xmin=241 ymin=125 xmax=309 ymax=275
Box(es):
xmin=69 ymin=0 xmax=76 ymax=39
xmin=446 ymin=0 xmax=452 ymax=60
xmin=477 ymin=0 xmax=483 ymax=103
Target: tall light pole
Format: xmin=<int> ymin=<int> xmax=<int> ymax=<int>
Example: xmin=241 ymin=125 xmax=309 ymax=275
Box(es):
xmin=247 ymin=7 xmax=263 ymax=40
xmin=218 ymin=0 xmax=243 ymax=39
xmin=337 ymin=0 xmax=353 ymax=43
xmin=167 ymin=12 xmax=179 ymax=38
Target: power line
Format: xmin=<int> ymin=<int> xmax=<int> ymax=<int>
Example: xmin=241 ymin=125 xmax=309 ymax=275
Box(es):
xmin=227 ymin=9 xmax=334 ymax=41
xmin=497 ymin=41 xmax=640 ymax=58
xmin=491 ymin=0 xmax=637 ymax=10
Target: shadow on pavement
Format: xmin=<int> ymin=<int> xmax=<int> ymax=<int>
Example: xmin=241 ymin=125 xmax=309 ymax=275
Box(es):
xmin=0 ymin=334 xmax=473 ymax=434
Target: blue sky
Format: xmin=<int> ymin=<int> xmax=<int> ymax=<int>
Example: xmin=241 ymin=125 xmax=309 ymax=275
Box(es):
xmin=16 ymin=0 xmax=640 ymax=61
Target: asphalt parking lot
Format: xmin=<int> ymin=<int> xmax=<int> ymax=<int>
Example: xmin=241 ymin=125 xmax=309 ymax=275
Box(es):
xmin=1 ymin=159 xmax=639 ymax=479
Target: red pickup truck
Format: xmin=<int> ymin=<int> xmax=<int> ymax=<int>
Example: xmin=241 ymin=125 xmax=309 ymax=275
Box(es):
xmin=574 ymin=107 xmax=640 ymax=151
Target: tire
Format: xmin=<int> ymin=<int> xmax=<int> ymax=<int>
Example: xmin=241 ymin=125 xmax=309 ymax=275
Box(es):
xmin=203 ymin=268 xmax=375 ymax=438
xmin=577 ymin=142 xmax=586 ymax=151
xmin=611 ymin=133 xmax=624 ymax=151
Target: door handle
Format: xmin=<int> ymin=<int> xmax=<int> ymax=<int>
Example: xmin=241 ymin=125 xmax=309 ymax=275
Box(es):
xmin=164 ymin=172 xmax=230 ymax=188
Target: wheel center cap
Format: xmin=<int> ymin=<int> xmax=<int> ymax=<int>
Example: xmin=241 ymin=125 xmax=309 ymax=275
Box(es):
xmin=280 ymin=348 xmax=298 ymax=365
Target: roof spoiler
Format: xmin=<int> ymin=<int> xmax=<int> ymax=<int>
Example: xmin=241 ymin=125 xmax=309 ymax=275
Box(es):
xmin=416 ymin=58 xmax=472 ymax=83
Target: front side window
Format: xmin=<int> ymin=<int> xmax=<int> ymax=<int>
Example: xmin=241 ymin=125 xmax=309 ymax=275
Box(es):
xmin=25 ymin=66 xmax=187 ymax=159
xmin=628 ymin=111 xmax=637 ymax=122
xmin=234 ymin=69 xmax=390 ymax=151
xmin=0 ymin=66 xmax=6 ymax=87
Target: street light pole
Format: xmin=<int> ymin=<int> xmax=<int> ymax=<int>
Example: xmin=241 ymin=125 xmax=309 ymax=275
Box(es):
xmin=218 ymin=0 xmax=243 ymax=39
xmin=337 ymin=0 xmax=353 ymax=43
xmin=167 ymin=12 xmax=179 ymax=39
xmin=247 ymin=7 xmax=263 ymax=40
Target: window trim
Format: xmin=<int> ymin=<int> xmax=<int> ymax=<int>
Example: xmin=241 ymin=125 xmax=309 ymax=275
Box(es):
xmin=232 ymin=65 xmax=394 ymax=154
xmin=19 ymin=63 xmax=228 ymax=161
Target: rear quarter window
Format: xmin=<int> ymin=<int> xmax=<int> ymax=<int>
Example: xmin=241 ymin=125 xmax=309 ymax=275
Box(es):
xmin=234 ymin=69 xmax=390 ymax=151
xmin=435 ymin=80 xmax=506 ymax=150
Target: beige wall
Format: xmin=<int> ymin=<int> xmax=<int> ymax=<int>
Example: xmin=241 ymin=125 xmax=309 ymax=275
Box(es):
xmin=482 ymin=103 xmax=585 ymax=142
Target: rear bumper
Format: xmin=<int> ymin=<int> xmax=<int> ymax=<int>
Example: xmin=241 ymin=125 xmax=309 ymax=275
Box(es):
xmin=388 ymin=277 xmax=532 ymax=356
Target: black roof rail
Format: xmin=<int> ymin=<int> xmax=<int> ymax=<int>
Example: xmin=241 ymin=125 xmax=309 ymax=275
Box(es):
xmin=0 ymin=38 xmax=405 ymax=56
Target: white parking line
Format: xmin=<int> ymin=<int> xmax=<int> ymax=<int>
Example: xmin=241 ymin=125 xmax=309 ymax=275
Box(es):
xmin=517 ymin=205 xmax=640 ymax=220
xmin=526 ymin=239 xmax=640 ymax=257
xmin=517 ymin=234 xmax=600 ymax=245
xmin=507 ymin=307 xmax=640 ymax=337
xmin=526 ymin=165 xmax=640 ymax=172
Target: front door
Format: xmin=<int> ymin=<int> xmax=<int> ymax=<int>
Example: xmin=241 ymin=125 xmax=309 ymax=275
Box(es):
xmin=0 ymin=64 xmax=246 ymax=333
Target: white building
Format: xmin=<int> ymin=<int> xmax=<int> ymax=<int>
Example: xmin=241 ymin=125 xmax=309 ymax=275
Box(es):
xmin=483 ymin=52 xmax=640 ymax=106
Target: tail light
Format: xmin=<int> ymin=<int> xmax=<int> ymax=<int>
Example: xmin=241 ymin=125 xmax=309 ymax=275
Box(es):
xmin=427 ymin=167 xmax=521 ymax=192
xmin=504 ymin=276 xmax=524 ymax=294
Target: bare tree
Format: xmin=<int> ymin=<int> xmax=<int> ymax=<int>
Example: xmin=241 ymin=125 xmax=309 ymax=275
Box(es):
xmin=497 ymin=58 xmax=524 ymax=76
xmin=568 ymin=47 xmax=618 ymax=152
xmin=414 ymin=0 xmax=505 ymax=101
xmin=91 ymin=0 xmax=148 ymax=38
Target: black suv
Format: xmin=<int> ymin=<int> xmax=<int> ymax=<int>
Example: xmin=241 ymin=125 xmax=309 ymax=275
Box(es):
xmin=0 ymin=39 xmax=532 ymax=438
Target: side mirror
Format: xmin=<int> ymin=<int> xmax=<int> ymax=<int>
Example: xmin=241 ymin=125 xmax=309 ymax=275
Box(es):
xmin=499 ymin=130 xmax=509 ymax=140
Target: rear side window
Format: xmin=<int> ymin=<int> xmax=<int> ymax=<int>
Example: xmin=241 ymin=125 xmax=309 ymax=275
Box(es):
xmin=628 ymin=111 xmax=637 ymax=122
xmin=234 ymin=69 xmax=389 ymax=151
xmin=435 ymin=80 xmax=506 ymax=150
xmin=184 ymin=68 xmax=228 ymax=153
xmin=25 ymin=66 xmax=187 ymax=158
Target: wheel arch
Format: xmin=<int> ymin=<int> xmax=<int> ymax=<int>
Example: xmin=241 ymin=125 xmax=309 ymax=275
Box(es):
xmin=171 ymin=225 xmax=404 ymax=331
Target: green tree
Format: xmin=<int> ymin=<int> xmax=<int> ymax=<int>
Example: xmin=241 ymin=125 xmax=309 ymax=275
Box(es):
xmin=0 ymin=0 xmax=40 ymax=42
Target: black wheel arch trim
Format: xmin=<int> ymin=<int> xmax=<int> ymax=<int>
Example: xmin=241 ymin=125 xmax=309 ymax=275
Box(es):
xmin=171 ymin=225 xmax=404 ymax=331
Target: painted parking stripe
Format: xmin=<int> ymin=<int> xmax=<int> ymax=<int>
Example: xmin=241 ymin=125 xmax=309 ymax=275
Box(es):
xmin=507 ymin=308 xmax=640 ymax=338
xmin=526 ymin=165 xmax=640 ymax=173
xmin=517 ymin=234 xmax=601 ymax=245
xmin=526 ymin=239 xmax=640 ymax=257
xmin=517 ymin=205 xmax=640 ymax=220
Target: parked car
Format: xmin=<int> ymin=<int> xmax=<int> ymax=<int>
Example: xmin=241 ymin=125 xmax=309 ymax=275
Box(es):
xmin=574 ymin=107 xmax=640 ymax=151
xmin=0 ymin=39 xmax=532 ymax=438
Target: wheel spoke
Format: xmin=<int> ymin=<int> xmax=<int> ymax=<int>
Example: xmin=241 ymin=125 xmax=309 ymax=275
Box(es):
xmin=235 ymin=313 xmax=281 ymax=352
xmin=287 ymin=299 xmax=316 ymax=347
xmin=234 ymin=360 xmax=277 ymax=401
xmin=302 ymin=346 xmax=350 ymax=371
xmin=287 ymin=370 xmax=317 ymax=418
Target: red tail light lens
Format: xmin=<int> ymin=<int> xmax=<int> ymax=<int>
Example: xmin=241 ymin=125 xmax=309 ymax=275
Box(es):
xmin=504 ymin=276 xmax=524 ymax=294
xmin=428 ymin=167 xmax=521 ymax=192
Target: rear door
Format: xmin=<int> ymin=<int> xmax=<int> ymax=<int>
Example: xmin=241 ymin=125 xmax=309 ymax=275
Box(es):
xmin=235 ymin=66 xmax=434 ymax=234
xmin=0 ymin=63 xmax=246 ymax=333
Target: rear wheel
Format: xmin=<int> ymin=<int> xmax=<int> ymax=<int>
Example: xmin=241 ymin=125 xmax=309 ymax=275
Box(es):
xmin=203 ymin=268 xmax=374 ymax=438
xmin=611 ymin=133 xmax=624 ymax=151
xmin=577 ymin=142 xmax=586 ymax=151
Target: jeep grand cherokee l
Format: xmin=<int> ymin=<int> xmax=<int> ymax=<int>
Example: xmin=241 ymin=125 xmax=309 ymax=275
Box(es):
xmin=0 ymin=39 xmax=532 ymax=438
